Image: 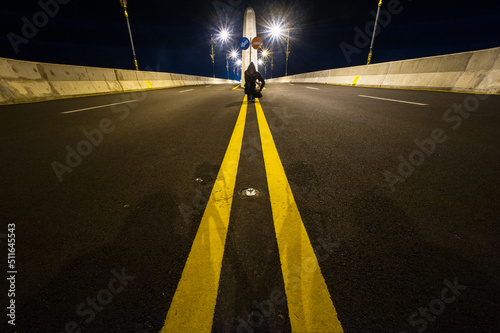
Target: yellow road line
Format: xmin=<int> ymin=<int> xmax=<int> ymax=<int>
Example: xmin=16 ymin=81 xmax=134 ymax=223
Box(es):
xmin=255 ymin=99 xmax=344 ymax=333
xmin=162 ymin=96 xmax=248 ymax=332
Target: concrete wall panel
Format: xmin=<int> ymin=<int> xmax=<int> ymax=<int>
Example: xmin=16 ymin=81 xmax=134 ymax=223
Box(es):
xmin=268 ymin=47 xmax=500 ymax=94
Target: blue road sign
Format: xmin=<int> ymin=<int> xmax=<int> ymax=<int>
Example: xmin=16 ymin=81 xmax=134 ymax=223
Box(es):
xmin=239 ymin=38 xmax=250 ymax=50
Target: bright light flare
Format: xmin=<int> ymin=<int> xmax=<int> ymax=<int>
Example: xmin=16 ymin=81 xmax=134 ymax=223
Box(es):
xmin=258 ymin=59 xmax=264 ymax=65
xmin=264 ymin=18 xmax=287 ymax=43
xmin=270 ymin=24 xmax=284 ymax=38
xmin=262 ymin=50 xmax=269 ymax=58
xmin=220 ymin=30 xmax=229 ymax=41
xmin=236 ymin=59 xmax=242 ymax=66
xmin=230 ymin=50 xmax=238 ymax=59
xmin=216 ymin=27 xmax=231 ymax=44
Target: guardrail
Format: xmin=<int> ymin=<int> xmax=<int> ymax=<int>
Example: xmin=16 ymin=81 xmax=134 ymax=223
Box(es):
xmin=268 ymin=47 xmax=500 ymax=95
xmin=0 ymin=58 xmax=236 ymax=105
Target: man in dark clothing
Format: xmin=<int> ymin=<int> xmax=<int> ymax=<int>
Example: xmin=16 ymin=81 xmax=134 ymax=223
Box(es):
xmin=244 ymin=62 xmax=265 ymax=102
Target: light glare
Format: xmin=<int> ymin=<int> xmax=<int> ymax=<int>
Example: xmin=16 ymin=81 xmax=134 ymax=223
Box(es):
xmin=219 ymin=29 xmax=229 ymax=41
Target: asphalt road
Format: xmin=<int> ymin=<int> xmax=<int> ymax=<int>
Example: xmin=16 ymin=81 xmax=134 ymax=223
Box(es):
xmin=0 ymin=83 xmax=499 ymax=333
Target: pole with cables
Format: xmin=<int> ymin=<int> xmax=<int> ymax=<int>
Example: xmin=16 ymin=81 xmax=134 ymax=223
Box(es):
xmin=367 ymin=0 xmax=383 ymax=65
xmin=210 ymin=34 xmax=215 ymax=78
xmin=271 ymin=55 xmax=273 ymax=79
xmin=120 ymin=0 xmax=139 ymax=70
xmin=285 ymin=28 xmax=290 ymax=76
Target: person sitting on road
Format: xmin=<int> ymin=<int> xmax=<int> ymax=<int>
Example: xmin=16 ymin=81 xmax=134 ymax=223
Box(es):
xmin=244 ymin=62 xmax=265 ymax=102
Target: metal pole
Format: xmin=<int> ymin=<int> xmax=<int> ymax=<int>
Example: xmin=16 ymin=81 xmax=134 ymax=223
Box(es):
xmin=367 ymin=0 xmax=383 ymax=65
xmin=210 ymin=34 xmax=215 ymax=78
xmin=285 ymin=28 xmax=290 ymax=76
xmin=120 ymin=0 xmax=139 ymax=70
xmin=271 ymin=55 xmax=274 ymax=79
xmin=249 ymin=36 xmax=252 ymax=68
xmin=226 ymin=55 xmax=229 ymax=79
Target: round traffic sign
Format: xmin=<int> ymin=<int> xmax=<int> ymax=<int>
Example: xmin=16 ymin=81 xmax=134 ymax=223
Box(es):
xmin=252 ymin=37 xmax=263 ymax=50
xmin=239 ymin=38 xmax=250 ymax=50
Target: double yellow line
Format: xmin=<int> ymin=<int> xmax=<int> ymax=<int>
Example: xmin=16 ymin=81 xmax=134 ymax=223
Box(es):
xmin=162 ymin=96 xmax=343 ymax=332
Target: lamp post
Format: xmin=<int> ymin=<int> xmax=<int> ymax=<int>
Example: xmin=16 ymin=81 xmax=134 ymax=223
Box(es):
xmin=285 ymin=27 xmax=290 ymax=76
xmin=270 ymin=54 xmax=274 ymax=79
xmin=230 ymin=51 xmax=239 ymax=80
xmin=258 ymin=59 xmax=265 ymax=78
xmin=268 ymin=20 xmax=290 ymax=77
xmin=119 ymin=0 xmax=139 ymax=70
xmin=211 ymin=28 xmax=230 ymax=78
xmin=367 ymin=0 xmax=383 ymax=65
xmin=210 ymin=34 xmax=215 ymax=78
xmin=261 ymin=49 xmax=269 ymax=79
xmin=236 ymin=59 xmax=242 ymax=79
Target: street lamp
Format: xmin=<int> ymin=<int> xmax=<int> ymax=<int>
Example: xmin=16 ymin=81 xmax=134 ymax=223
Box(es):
xmin=258 ymin=58 xmax=266 ymax=79
xmin=210 ymin=27 xmax=230 ymax=78
xmin=270 ymin=55 xmax=274 ymax=78
xmin=267 ymin=20 xmax=290 ymax=76
xmin=269 ymin=22 xmax=285 ymax=41
xmin=119 ymin=0 xmax=139 ymax=70
xmin=285 ymin=27 xmax=290 ymax=76
xmin=219 ymin=29 xmax=229 ymax=43
xmin=229 ymin=50 xmax=239 ymax=80
xmin=260 ymin=49 xmax=270 ymax=79
xmin=236 ymin=59 xmax=242 ymax=79
xmin=367 ymin=0 xmax=383 ymax=65
xmin=210 ymin=34 xmax=215 ymax=78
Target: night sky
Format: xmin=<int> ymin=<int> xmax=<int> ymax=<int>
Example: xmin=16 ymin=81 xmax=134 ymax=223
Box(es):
xmin=1 ymin=0 xmax=499 ymax=80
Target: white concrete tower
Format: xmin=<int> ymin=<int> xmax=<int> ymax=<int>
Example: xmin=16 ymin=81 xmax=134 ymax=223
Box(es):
xmin=242 ymin=7 xmax=258 ymax=87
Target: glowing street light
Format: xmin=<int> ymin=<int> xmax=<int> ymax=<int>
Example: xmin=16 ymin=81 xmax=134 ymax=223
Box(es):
xmin=230 ymin=51 xmax=238 ymax=76
xmin=260 ymin=49 xmax=270 ymax=79
xmin=219 ymin=29 xmax=230 ymax=43
xmin=268 ymin=20 xmax=286 ymax=41
xmin=119 ymin=0 xmax=139 ymax=70
xmin=228 ymin=50 xmax=241 ymax=80
xmin=226 ymin=49 xmax=239 ymax=80
xmin=210 ymin=27 xmax=231 ymax=78
xmin=265 ymin=19 xmax=291 ymax=76
xmin=263 ymin=49 xmax=273 ymax=78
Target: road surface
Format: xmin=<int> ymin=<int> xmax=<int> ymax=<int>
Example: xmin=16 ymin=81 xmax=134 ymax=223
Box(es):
xmin=1 ymin=83 xmax=499 ymax=332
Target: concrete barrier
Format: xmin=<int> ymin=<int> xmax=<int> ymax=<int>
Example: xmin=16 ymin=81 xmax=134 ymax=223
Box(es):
xmin=268 ymin=47 xmax=500 ymax=94
xmin=86 ymin=67 xmax=123 ymax=94
xmin=0 ymin=57 xmax=236 ymax=105
xmin=0 ymin=59 xmax=52 ymax=104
